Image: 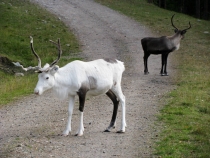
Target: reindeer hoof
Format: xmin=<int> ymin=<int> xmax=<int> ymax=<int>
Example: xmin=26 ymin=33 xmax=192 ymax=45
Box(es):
xmin=161 ymin=73 xmax=168 ymax=76
xmin=104 ymin=129 xmax=111 ymax=132
xmin=144 ymin=72 xmax=149 ymax=75
xmin=61 ymin=133 xmax=69 ymax=137
xmin=75 ymin=133 xmax=83 ymax=136
xmin=116 ymin=130 xmax=125 ymax=133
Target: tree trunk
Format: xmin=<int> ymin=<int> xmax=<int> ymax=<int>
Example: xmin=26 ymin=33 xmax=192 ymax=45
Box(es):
xmin=164 ymin=0 xmax=166 ymax=9
xmin=196 ymin=0 xmax=201 ymax=18
xmin=203 ymin=0 xmax=208 ymax=19
xmin=180 ymin=0 xmax=185 ymax=13
xmin=159 ymin=0 xmax=161 ymax=7
xmin=158 ymin=0 xmax=166 ymax=8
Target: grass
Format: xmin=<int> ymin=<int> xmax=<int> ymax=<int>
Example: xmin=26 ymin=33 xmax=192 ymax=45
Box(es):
xmin=0 ymin=0 xmax=80 ymax=106
xmin=95 ymin=0 xmax=210 ymax=157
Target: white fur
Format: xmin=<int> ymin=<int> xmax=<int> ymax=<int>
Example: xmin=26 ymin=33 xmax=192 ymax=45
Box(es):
xmin=34 ymin=59 xmax=126 ymax=136
xmin=175 ymin=43 xmax=180 ymax=50
xmin=167 ymin=33 xmax=183 ymax=51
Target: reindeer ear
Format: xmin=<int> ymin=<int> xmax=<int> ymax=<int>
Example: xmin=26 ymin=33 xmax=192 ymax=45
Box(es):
xmin=50 ymin=65 xmax=59 ymax=75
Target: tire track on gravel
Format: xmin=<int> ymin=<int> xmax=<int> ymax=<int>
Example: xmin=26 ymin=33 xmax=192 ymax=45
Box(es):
xmin=0 ymin=0 xmax=176 ymax=157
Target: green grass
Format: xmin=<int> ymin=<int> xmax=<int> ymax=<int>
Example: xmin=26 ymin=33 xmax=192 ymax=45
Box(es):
xmin=95 ymin=0 xmax=210 ymax=157
xmin=0 ymin=0 xmax=80 ymax=106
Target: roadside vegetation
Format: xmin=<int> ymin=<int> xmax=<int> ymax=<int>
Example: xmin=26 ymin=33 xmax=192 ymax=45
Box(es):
xmin=0 ymin=0 xmax=80 ymax=106
xmin=95 ymin=0 xmax=210 ymax=157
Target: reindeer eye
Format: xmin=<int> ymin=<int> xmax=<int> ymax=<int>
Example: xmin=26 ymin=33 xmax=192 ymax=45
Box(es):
xmin=46 ymin=77 xmax=49 ymax=80
xmin=181 ymin=30 xmax=186 ymax=35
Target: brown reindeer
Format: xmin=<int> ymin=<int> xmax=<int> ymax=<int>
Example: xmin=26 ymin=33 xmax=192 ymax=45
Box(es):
xmin=141 ymin=14 xmax=191 ymax=76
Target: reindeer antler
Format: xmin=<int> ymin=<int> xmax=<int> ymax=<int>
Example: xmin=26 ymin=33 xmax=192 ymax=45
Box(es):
xmin=171 ymin=14 xmax=191 ymax=32
xmin=30 ymin=36 xmax=42 ymax=69
xmin=182 ymin=21 xmax=192 ymax=32
xmin=13 ymin=37 xmax=62 ymax=72
xmin=171 ymin=14 xmax=178 ymax=30
xmin=49 ymin=38 xmax=62 ymax=67
xmin=13 ymin=36 xmax=42 ymax=71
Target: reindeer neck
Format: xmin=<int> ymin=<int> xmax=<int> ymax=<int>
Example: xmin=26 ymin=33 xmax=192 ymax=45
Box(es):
xmin=167 ymin=33 xmax=182 ymax=46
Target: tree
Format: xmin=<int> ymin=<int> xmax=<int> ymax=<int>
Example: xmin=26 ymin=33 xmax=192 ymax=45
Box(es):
xmin=148 ymin=0 xmax=210 ymax=20
xmin=196 ymin=0 xmax=201 ymax=18
xmin=203 ymin=0 xmax=208 ymax=19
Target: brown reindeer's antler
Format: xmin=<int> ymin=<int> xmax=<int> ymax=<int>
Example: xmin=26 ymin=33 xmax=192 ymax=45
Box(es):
xmin=171 ymin=14 xmax=191 ymax=32
xmin=182 ymin=21 xmax=192 ymax=32
xmin=171 ymin=14 xmax=178 ymax=30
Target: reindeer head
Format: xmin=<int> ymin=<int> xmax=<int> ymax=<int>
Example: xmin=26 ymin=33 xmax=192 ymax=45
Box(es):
xmin=29 ymin=36 xmax=62 ymax=95
xmin=171 ymin=14 xmax=191 ymax=39
xmin=34 ymin=64 xmax=60 ymax=95
xmin=13 ymin=37 xmax=62 ymax=94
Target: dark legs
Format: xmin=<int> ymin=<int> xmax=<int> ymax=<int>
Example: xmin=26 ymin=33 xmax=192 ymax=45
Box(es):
xmin=76 ymin=87 xmax=88 ymax=136
xmin=144 ymin=52 xmax=170 ymax=76
xmin=143 ymin=53 xmax=150 ymax=75
xmin=104 ymin=90 xmax=119 ymax=132
xmin=160 ymin=53 xmax=169 ymax=76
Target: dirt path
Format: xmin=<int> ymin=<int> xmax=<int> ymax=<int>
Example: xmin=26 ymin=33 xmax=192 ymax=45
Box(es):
xmin=0 ymin=0 xmax=176 ymax=157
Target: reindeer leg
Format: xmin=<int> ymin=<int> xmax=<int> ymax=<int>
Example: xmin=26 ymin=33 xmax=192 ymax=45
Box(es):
xmin=160 ymin=54 xmax=165 ymax=75
xmin=163 ymin=53 xmax=169 ymax=76
xmin=76 ymin=87 xmax=88 ymax=136
xmin=143 ymin=53 xmax=150 ymax=75
xmin=111 ymin=85 xmax=126 ymax=133
xmin=62 ymin=95 xmax=75 ymax=136
xmin=161 ymin=53 xmax=169 ymax=76
xmin=160 ymin=53 xmax=168 ymax=76
xmin=104 ymin=90 xmax=119 ymax=132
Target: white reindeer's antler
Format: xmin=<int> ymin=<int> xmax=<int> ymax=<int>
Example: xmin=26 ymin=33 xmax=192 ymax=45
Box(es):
xmin=13 ymin=36 xmax=42 ymax=71
xmin=40 ymin=38 xmax=62 ymax=72
xmin=12 ymin=62 xmax=40 ymax=71
xmin=49 ymin=38 xmax=62 ymax=67
xmin=13 ymin=36 xmax=62 ymax=72
xmin=30 ymin=36 xmax=42 ymax=69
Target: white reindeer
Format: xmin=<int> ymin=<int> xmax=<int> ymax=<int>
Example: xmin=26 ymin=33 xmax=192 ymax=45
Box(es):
xmin=15 ymin=37 xmax=126 ymax=136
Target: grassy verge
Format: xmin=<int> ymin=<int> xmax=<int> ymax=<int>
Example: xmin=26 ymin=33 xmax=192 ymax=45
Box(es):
xmin=0 ymin=0 xmax=80 ymax=106
xmin=95 ymin=0 xmax=210 ymax=157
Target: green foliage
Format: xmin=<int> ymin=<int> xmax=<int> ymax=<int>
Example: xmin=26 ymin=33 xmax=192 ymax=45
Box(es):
xmin=0 ymin=0 xmax=80 ymax=106
xmin=95 ymin=0 xmax=210 ymax=157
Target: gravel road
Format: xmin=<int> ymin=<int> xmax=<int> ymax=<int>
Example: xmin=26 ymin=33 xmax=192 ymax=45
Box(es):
xmin=0 ymin=0 xmax=176 ymax=157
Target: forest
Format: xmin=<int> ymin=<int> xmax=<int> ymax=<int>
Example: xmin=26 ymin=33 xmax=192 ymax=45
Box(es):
xmin=148 ymin=0 xmax=210 ymax=20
